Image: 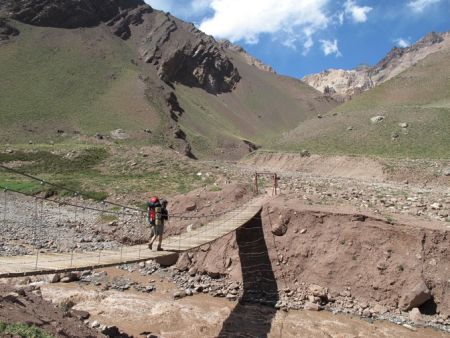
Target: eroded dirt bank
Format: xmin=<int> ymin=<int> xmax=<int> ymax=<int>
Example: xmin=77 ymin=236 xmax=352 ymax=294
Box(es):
xmin=181 ymin=197 xmax=450 ymax=324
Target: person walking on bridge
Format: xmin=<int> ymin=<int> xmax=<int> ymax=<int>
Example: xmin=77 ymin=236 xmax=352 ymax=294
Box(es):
xmin=147 ymin=197 xmax=168 ymax=251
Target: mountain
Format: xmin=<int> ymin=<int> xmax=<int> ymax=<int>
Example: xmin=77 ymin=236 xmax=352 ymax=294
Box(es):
xmin=0 ymin=0 xmax=336 ymax=159
xmin=279 ymin=32 xmax=450 ymax=158
xmin=303 ymin=32 xmax=450 ymax=102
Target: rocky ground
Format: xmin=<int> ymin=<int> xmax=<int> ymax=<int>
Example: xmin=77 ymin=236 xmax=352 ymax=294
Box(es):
xmin=0 ymin=156 xmax=449 ymax=337
xmin=0 ymin=283 xmax=102 ymax=337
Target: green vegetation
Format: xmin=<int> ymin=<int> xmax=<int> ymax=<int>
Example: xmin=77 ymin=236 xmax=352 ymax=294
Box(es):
xmin=0 ymin=22 xmax=157 ymax=143
xmin=0 ymin=322 xmax=53 ymax=338
xmin=0 ymin=147 xmax=109 ymax=198
xmin=0 ymin=143 xmax=214 ymax=199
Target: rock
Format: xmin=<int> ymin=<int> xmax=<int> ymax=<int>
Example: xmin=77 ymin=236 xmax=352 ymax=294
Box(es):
xmin=402 ymin=324 xmax=417 ymax=331
xmin=71 ymin=309 xmax=90 ymax=320
xmin=399 ymin=280 xmax=431 ymax=311
xmin=173 ymin=290 xmax=187 ymax=300
xmin=47 ymin=273 xmax=61 ymax=283
xmin=184 ymin=202 xmax=197 ymax=212
xmin=430 ymin=203 xmax=442 ymax=210
xmin=304 ymin=302 xmax=320 ymax=311
xmin=300 ymin=149 xmax=311 ymax=157
xmin=347 ymin=126 xmax=353 ymax=131
xmin=399 ymin=122 xmax=409 ymax=128
xmin=409 ymin=307 xmax=425 ymax=325
xmin=443 ymin=168 xmax=450 ymax=176
xmin=372 ymin=304 xmax=388 ymax=315
xmin=362 ymin=308 xmax=371 ymax=317
xmin=101 ymin=325 xmax=127 ymax=337
xmin=309 ymin=284 xmax=327 ymax=298
xmin=110 ymin=129 xmax=129 ymax=140
xmin=90 ymin=320 xmax=100 ymax=329
xmin=271 ymin=222 xmax=287 ymax=236
xmin=0 ymin=19 xmax=19 ymax=41
xmin=175 ymin=253 xmax=191 ymax=272
xmin=61 ymin=272 xmax=81 ymax=283
xmin=370 ymin=116 xmax=385 ymax=124
xmin=271 ymin=215 xmax=290 ymax=236
xmin=226 ymin=293 xmax=237 ymax=301
xmin=376 ymin=261 xmax=388 ymax=271
xmin=188 ymin=267 xmax=197 ymax=276
xmin=300 ymin=228 xmax=307 ymax=234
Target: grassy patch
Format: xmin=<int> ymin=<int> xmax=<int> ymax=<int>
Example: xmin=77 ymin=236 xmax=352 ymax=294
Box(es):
xmin=99 ymin=214 xmax=118 ymax=222
xmin=0 ymin=322 xmax=53 ymax=338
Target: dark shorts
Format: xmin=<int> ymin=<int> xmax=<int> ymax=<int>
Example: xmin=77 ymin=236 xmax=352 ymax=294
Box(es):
xmin=154 ymin=223 xmax=164 ymax=236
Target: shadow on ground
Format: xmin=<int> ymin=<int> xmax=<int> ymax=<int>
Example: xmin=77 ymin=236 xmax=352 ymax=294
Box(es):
xmin=218 ymin=211 xmax=279 ymax=337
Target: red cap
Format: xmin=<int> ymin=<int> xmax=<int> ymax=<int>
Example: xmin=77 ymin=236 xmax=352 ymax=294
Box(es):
xmin=150 ymin=196 xmax=159 ymax=203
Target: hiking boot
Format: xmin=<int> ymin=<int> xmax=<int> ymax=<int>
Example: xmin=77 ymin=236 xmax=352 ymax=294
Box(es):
xmin=157 ymin=246 xmax=163 ymax=251
xmin=148 ymin=243 xmax=153 ymax=250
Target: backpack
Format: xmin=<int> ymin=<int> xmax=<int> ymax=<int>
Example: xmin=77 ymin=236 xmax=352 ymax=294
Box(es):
xmin=147 ymin=197 xmax=160 ymax=224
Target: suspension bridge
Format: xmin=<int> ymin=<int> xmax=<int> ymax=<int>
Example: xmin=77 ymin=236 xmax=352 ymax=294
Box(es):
xmin=0 ymin=165 xmax=265 ymax=278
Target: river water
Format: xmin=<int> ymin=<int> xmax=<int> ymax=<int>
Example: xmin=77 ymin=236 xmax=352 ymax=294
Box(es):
xmin=41 ymin=280 xmax=448 ymax=338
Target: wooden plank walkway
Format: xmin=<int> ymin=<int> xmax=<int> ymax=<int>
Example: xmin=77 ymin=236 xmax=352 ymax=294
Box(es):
xmin=0 ymin=198 xmax=263 ymax=278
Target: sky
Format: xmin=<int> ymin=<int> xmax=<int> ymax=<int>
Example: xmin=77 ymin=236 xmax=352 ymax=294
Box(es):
xmin=144 ymin=0 xmax=450 ymax=78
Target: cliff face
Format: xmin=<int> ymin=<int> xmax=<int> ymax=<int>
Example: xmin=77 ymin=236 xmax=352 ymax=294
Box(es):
xmin=303 ymin=31 xmax=450 ymax=101
xmin=140 ymin=14 xmax=240 ymax=94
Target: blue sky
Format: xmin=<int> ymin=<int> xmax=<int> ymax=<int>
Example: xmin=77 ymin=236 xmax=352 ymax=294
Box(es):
xmin=145 ymin=0 xmax=450 ymax=78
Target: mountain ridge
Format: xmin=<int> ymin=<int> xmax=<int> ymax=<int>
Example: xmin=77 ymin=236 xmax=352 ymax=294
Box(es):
xmin=303 ymin=31 xmax=450 ymax=101
xmin=0 ymin=0 xmax=335 ymax=159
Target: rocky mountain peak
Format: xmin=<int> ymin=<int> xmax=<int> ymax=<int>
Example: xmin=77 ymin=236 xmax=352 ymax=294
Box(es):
xmin=303 ymin=31 xmax=450 ymax=101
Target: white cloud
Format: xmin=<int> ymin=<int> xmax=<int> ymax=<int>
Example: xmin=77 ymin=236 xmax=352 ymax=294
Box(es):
xmin=344 ymin=0 xmax=372 ymax=23
xmin=198 ymin=0 xmax=330 ymax=54
xmin=337 ymin=12 xmax=345 ymax=25
xmin=394 ymin=38 xmax=411 ymax=48
xmin=320 ymin=39 xmax=342 ymax=57
xmin=407 ymin=0 xmax=441 ymax=12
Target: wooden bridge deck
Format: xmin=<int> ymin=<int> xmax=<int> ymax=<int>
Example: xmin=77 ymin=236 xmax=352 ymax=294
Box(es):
xmin=0 ymin=199 xmax=263 ymax=278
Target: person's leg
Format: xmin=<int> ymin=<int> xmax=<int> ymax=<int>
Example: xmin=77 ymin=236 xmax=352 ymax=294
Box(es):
xmin=157 ymin=234 xmax=163 ymax=250
xmin=156 ymin=223 xmax=164 ymax=250
xmin=148 ymin=226 xmax=155 ymax=249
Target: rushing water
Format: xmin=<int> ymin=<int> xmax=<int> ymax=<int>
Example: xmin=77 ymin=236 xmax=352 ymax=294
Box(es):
xmin=42 ymin=282 xmax=448 ymax=338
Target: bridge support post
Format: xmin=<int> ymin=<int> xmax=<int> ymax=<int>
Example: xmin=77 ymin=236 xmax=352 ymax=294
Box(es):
xmin=35 ymin=250 xmax=39 ymax=269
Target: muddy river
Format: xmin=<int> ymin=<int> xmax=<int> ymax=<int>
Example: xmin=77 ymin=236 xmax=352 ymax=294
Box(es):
xmin=41 ymin=279 xmax=448 ymax=338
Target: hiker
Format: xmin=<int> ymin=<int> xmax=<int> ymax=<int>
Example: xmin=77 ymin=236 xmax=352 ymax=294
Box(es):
xmin=147 ymin=197 xmax=168 ymax=251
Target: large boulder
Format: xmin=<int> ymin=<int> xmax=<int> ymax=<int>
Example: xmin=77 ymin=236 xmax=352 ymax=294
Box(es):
xmin=399 ymin=280 xmax=431 ymax=311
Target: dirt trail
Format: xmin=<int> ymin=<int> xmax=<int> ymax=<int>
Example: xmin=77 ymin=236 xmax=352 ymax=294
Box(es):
xmin=243 ymin=152 xmax=385 ymax=181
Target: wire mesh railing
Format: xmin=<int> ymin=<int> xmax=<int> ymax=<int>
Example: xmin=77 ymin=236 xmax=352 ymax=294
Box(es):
xmin=0 ymin=180 xmax=263 ymax=276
